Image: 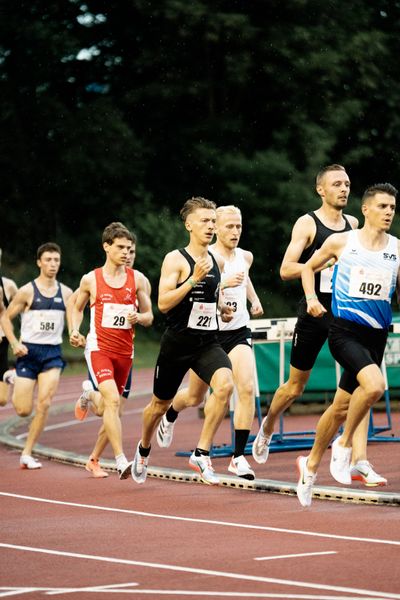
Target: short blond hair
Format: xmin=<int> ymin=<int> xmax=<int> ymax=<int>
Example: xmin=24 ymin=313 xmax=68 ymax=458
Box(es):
xmin=216 ymin=205 xmax=241 ymax=218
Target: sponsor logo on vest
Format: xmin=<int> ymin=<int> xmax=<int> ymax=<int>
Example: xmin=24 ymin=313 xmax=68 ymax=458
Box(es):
xmin=383 ymin=253 xmax=397 ymax=261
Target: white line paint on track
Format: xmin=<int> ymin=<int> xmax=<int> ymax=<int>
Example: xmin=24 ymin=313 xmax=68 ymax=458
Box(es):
xmin=0 ymin=543 xmax=398 ymax=599
xmin=0 ymin=588 xmax=384 ymax=599
xmin=1 ymin=491 xmax=399 ymax=547
xmin=254 ymin=551 xmax=337 ymax=561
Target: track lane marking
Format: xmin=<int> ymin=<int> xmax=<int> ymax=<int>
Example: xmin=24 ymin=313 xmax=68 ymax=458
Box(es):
xmin=0 ymin=543 xmax=398 ymax=599
xmin=254 ymin=551 xmax=337 ymax=561
xmin=1 ymin=491 xmax=399 ymax=547
xmin=0 ymin=588 xmax=383 ymax=598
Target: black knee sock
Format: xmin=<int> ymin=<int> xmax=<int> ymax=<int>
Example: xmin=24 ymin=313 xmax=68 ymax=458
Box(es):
xmin=234 ymin=429 xmax=250 ymax=458
xmin=139 ymin=443 xmax=151 ymax=457
xmin=166 ymin=406 xmax=179 ymax=423
xmin=195 ymin=447 xmax=209 ymax=457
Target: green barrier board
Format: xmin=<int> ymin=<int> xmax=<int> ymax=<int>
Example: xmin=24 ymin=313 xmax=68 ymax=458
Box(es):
xmin=254 ymin=318 xmax=400 ymax=395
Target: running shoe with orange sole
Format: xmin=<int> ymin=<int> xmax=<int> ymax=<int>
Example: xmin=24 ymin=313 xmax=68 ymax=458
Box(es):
xmin=85 ymin=457 xmax=109 ymax=478
xmin=74 ymin=380 xmax=94 ymax=421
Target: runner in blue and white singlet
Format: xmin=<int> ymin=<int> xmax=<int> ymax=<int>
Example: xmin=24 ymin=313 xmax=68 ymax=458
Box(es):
xmin=332 ymin=229 xmax=399 ymax=329
xmin=298 ymin=183 xmax=399 ymax=500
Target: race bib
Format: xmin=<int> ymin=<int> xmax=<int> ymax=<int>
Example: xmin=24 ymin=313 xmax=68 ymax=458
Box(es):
xmin=32 ymin=311 xmax=58 ymax=333
xmin=188 ymin=301 xmax=218 ymax=330
xmin=102 ymin=303 xmax=134 ymax=329
xmin=348 ymin=266 xmax=391 ymax=300
xmin=319 ymin=265 xmax=335 ymax=293
xmin=222 ymin=287 xmax=244 ymax=314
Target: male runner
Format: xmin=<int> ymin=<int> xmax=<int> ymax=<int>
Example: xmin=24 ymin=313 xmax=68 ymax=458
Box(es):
xmin=131 ymin=196 xmax=234 ymax=485
xmin=69 ymin=222 xmax=152 ymax=480
xmin=252 ymin=164 xmax=386 ymax=487
xmin=0 ymin=248 xmax=18 ymax=405
xmin=156 ymin=205 xmax=264 ymax=479
xmin=67 ymin=240 xmax=153 ymax=478
xmin=0 ymin=242 xmax=72 ymax=469
xmin=297 ymin=183 xmax=399 ymax=506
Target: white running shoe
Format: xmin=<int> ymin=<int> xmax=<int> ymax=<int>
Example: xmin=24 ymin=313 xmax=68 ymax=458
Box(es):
xmin=296 ymin=456 xmax=316 ymax=507
xmin=228 ymin=455 xmax=255 ymax=480
xmin=156 ymin=414 xmax=176 ymax=448
xmin=117 ymin=460 xmax=132 ymax=480
xmin=131 ymin=442 xmax=149 ymax=484
xmin=189 ymin=452 xmax=219 ymax=485
xmin=330 ymin=436 xmax=352 ymax=485
xmin=20 ymin=455 xmax=42 ymax=470
xmin=252 ymin=417 xmax=272 ymax=464
xmin=3 ymin=368 xmax=16 ymax=385
xmin=351 ymin=460 xmax=387 ymax=487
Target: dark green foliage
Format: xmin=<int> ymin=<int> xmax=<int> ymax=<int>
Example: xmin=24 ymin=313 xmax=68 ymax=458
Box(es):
xmin=1 ymin=0 xmax=400 ymax=313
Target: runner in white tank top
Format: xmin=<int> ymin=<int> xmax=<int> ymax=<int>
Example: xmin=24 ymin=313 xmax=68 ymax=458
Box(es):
xmin=0 ymin=242 xmax=72 ymax=470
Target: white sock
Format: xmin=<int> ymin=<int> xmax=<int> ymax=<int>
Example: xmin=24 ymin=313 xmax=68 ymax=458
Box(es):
xmin=115 ymin=453 xmax=128 ymax=470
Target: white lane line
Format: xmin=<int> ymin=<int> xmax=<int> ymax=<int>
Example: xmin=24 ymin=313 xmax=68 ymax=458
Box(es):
xmin=0 ymin=543 xmax=398 ymax=599
xmin=15 ymin=408 xmax=143 ymax=438
xmin=0 ymin=588 xmax=38 ymax=598
xmin=46 ymin=581 xmax=139 ymax=595
xmin=254 ymin=551 xmax=337 ymax=562
xmin=0 ymin=589 xmax=381 ymax=599
xmin=45 ymin=590 xmax=389 ymax=599
xmin=1 ymin=491 xmax=399 ymax=547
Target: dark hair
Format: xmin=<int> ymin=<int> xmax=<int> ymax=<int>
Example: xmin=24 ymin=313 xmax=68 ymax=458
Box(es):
xmin=362 ymin=183 xmax=398 ymax=203
xmin=37 ymin=242 xmax=61 ymax=260
xmin=102 ymin=222 xmax=134 ymax=245
xmin=316 ymin=164 xmax=346 ymax=186
xmin=180 ymin=196 xmax=217 ymax=222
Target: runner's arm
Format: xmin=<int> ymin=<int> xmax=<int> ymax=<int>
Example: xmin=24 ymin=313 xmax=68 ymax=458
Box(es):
xmin=134 ymin=272 xmax=153 ymax=327
xmin=301 ymin=233 xmax=345 ymax=317
xmin=69 ymin=274 xmax=91 ymax=346
xmin=0 ymin=285 xmax=31 ymax=356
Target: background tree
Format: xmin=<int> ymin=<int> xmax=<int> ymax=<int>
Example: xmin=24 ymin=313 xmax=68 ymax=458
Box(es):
xmin=1 ymin=0 xmax=400 ymax=318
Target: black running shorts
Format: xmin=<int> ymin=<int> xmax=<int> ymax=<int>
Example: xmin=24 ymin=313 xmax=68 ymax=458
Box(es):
xmin=328 ymin=317 xmax=388 ymax=394
xmin=217 ymin=326 xmax=252 ymax=355
xmin=153 ymin=329 xmax=232 ymax=401
xmin=0 ymin=338 xmax=9 ymax=378
xmin=290 ymin=311 xmax=333 ymax=371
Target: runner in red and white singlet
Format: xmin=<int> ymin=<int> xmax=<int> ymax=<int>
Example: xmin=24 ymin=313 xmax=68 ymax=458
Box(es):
xmin=69 ymin=222 xmax=152 ymax=480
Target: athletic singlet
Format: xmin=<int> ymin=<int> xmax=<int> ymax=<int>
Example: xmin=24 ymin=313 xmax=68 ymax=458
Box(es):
xmin=332 ymin=230 xmax=399 ymax=329
xmin=212 ymin=247 xmax=249 ymax=331
xmin=299 ymin=211 xmax=352 ymax=308
xmin=20 ymin=281 xmax=66 ymax=345
xmin=0 ymin=276 xmax=10 ymax=337
xmin=85 ymin=267 xmax=137 ymax=357
xmin=165 ymin=249 xmax=220 ymax=334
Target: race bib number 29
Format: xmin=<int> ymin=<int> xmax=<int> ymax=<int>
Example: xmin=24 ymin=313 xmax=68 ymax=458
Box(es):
xmin=102 ymin=303 xmax=134 ymax=329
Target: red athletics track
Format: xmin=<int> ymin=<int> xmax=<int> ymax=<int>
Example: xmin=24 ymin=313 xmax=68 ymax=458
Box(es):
xmin=1 ymin=371 xmax=400 ymax=599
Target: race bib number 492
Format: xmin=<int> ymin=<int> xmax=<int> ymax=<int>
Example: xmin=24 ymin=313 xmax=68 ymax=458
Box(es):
xmin=348 ymin=266 xmax=391 ymax=300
